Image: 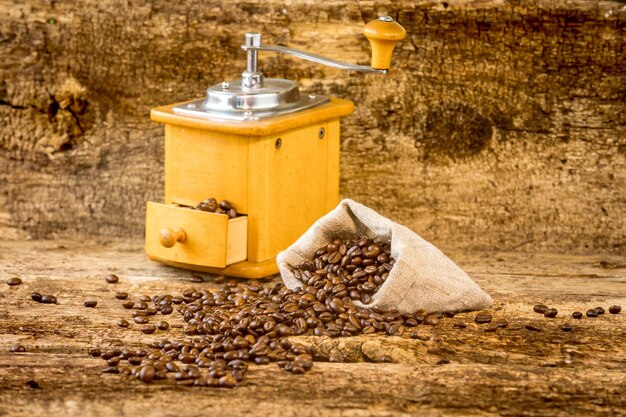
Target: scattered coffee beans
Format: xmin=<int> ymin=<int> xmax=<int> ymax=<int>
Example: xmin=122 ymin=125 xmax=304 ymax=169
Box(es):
xmin=586 ymin=309 xmax=598 ymax=318
xmin=572 ymin=311 xmax=583 ymax=319
xmin=106 ymin=274 xmax=119 ymax=284
xmin=533 ymin=304 xmax=549 ymax=314
xmin=475 ymin=312 xmax=492 ymax=324
xmin=609 ymin=305 xmax=621 ymax=314
xmin=544 ymin=308 xmax=558 ymax=318
xmin=7 ymin=277 xmax=22 ymax=286
xmin=84 ymin=300 xmax=97 ymax=308
xmin=9 ymin=345 xmax=26 ymax=352
xmin=194 ymin=198 xmax=240 ymax=219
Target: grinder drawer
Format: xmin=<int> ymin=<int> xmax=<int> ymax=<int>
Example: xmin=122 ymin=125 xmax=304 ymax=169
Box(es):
xmin=145 ymin=201 xmax=247 ymax=268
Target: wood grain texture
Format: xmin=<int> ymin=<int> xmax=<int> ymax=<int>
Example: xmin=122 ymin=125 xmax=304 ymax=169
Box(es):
xmin=0 ymin=0 xmax=625 ymax=254
xmin=0 ymin=240 xmax=625 ymax=416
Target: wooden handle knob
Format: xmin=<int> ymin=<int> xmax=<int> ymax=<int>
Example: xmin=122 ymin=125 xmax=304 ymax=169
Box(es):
xmin=159 ymin=227 xmax=186 ymax=248
xmin=363 ymin=16 xmax=406 ymax=70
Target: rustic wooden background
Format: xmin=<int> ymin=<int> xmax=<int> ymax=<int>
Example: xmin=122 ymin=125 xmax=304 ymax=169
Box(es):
xmin=1 ymin=0 xmax=625 ymax=254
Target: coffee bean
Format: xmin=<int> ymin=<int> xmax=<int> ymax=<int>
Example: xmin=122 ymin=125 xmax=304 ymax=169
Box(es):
xmin=7 ymin=277 xmax=22 ymax=286
xmin=140 ymin=325 xmax=157 ymax=334
xmin=31 ymin=292 xmax=43 ymax=302
xmin=115 ymin=292 xmax=128 ymax=300
xmin=89 ymin=348 xmax=101 ymax=357
xmin=161 ymin=305 xmax=174 ymax=315
xmin=102 ymin=366 xmax=120 ymax=374
xmin=561 ymin=324 xmax=573 ymax=332
xmin=107 ymin=357 xmax=121 ymax=366
xmin=586 ymin=309 xmax=598 ymax=318
xmin=134 ymin=316 xmax=149 ymax=324
xmin=190 ymin=275 xmax=204 ymax=283
xmin=138 ymin=366 xmax=156 ymax=383
xmin=525 ymin=324 xmax=541 ymax=331
xmin=213 ymin=275 xmax=225 ymax=284
xmin=156 ymin=321 xmax=169 ymax=331
xmin=572 ymin=311 xmax=583 ymax=319
xmin=40 ymin=295 xmax=57 ymax=304
xmin=9 ymin=345 xmax=26 ymax=352
xmin=533 ymin=304 xmax=549 ymax=314
xmin=544 ymin=308 xmax=558 ymax=318
xmin=121 ymin=301 xmax=134 ymax=309
xmin=26 ymin=380 xmax=40 ymax=389
xmin=84 ymin=300 xmax=97 ymax=308
xmin=227 ymin=208 xmax=238 ymax=219
xmin=475 ymin=312 xmax=492 ymax=324
xmin=609 ymin=305 xmax=622 ymax=314
xmin=105 ymin=274 xmax=119 ymax=284
xmin=453 ymin=322 xmax=467 ymax=329
xmin=424 ymin=315 xmax=439 ymax=326
xmin=594 ymin=307 xmax=605 ymax=315
xmin=118 ymin=319 xmax=130 ymax=328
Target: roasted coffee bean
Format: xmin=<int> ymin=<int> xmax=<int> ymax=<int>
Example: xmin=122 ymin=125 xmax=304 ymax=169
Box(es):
xmin=561 ymin=324 xmax=573 ymax=332
xmin=586 ymin=309 xmax=598 ymax=317
xmin=89 ymin=348 xmax=101 ymax=357
xmin=107 ymin=357 xmax=121 ymax=366
xmin=594 ymin=307 xmax=605 ymax=315
xmin=139 ymin=295 xmax=152 ymax=302
xmin=138 ymin=366 xmax=156 ymax=383
xmin=453 ymin=322 xmax=467 ymax=329
xmin=140 ymin=325 xmax=157 ymax=334
xmin=102 ymin=366 xmax=120 ymax=374
xmin=544 ymin=308 xmax=558 ymax=318
xmin=533 ymin=304 xmax=549 ymax=314
xmin=572 ymin=311 xmax=583 ymax=319
xmin=134 ymin=316 xmax=149 ymax=325
xmin=121 ymin=301 xmax=134 ymax=309
xmin=7 ymin=277 xmax=22 ymax=286
xmin=525 ymin=324 xmax=541 ymax=331
xmin=84 ymin=300 xmax=97 ymax=308
xmin=609 ymin=305 xmax=622 ymax=314
xmin=9 ymin=345 xmax=26 ymax=352
xmin=424 ymin=315 xmax=439 ymax=326
xmin=475 ymin=312 xmax=492 ymax=324
xmin=156 ymin=321 xmax=169 ymax=331
xmin=190 ymin=274 xmax=204 ymax=283
xmin=105 ymin=274 xmax=119 ymax=284
xmin=129 ymin=356 xmax=143 ymax=366
xmin=227 ymin=208 xmax=238 ymax=219
xmin=161 ymin=305 xmax=174 ymax=315
xmin=31 ymin=292 xmax=43 ymax=302
xmin=115 ymin=292 xmax=128 ymax=300
xmin=135 ymin=301 xmax=148 ymax=310
xmin=118 ymin=319 xmax=130 ymax=328
xmin=40 ymin=295 xmax=57 ymax=304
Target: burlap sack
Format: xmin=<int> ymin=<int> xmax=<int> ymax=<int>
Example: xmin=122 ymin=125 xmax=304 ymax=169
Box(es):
xmin=277 ymin=199 xmax=492 ymax=314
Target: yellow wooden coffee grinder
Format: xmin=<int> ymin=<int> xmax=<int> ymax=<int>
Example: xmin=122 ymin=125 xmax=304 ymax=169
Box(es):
xmin=146 ymin=17 xmax=406 ymax=278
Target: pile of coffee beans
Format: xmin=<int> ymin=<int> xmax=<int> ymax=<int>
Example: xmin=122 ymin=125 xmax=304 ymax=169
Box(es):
xmin=290 ymin=237 xmax=394 ymax=305
xmin=193 ymin=198 xmax=239 ymax=219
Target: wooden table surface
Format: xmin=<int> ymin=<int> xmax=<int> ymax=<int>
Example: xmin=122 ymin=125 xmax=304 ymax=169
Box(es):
xmin=1 ymin=240 xmax=625 ymax=417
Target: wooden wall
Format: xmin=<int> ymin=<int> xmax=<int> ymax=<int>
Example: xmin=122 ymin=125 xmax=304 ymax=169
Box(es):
xmin=1 ymin=0 xmax=624 ymax=254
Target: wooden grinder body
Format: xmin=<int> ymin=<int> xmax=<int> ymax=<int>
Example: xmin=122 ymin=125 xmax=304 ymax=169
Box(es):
xmin=146 ymin=98 xmax=354 ymax=278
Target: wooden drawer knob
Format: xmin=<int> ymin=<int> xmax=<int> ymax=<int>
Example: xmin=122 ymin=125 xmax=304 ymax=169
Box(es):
xmin=159 ymin=227 xmax=186 ymax=248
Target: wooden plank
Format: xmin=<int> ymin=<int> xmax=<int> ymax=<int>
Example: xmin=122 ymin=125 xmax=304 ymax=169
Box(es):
xmin=1 ymin=1 xmax=624 ymax=255
xmin=0 ymin=240 xmax=624 ymax=416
